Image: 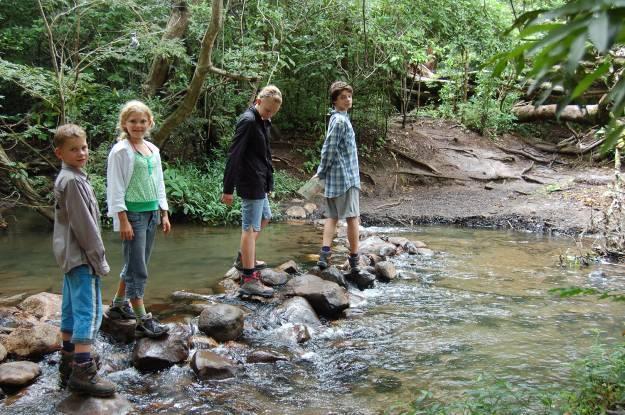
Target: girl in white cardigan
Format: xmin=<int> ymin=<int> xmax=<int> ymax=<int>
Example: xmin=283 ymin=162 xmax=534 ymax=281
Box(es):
xmin=106 ymin=100 xmax=171 ymax=338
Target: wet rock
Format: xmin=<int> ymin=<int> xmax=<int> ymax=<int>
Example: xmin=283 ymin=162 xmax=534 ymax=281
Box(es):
xmin=276 ymin=260 xmax=299 ymax=274
xmin=415 ymin=247 xmax=435 ymax=257
xmin=0 ymin=388 xmax=4 ymax=399
xmin=246 ymin=350 xmax=289 ymax=363
xmin=132 ymin=324 xmax=191 ymax=372
xmin=319 ymin=266 xmax=347 ymax=288
xmin=375 ymin=261 xmax=397 ymax=282
xmin=273 ymin=323 xmax=310 ymax=344
xmin=0 ymin=343 xmax=6 ymax=362
xmin=0 ymin=306 xmax=38 ymax=329
xmin=219 ymin=278 xmax=239 ymax=296
xmin=3 ymin=321 xmax=60 ymax=358
xmin=0 ymin=361 xmax=40 ymax=389
xmin=259 ymin=269 xmax=289 ymax=286
xmin=388 ymin=236 xmax=410 ymax=247
xmin=190 ymin=335 xmax=219 ymax=350
xmin=348 ymin=291 xmax=368 ymax=308
xmin=170 ymin=291 xmax=215 ymax=303
xmin=273 ymin=296 xmax=322 ymax=328
xmin=347 ymin=270 xmax=376 ymax=290
xmin=373 ymin=375 xmax=402 ymax=392
xmin=224 ymin=267 xmax=240 ymax=281
xmin=359 ymin=236 xmax=397 ymax=258
xmin=366 ymin=253 xmax=382 ymax=265
xmin=57 ymin=394 xmax=133 ymax=415
xmin=286 ymin=206 xmax=307 ymax=219
xmin=198 ymin=304 xmax=244 ymax=342
xmin=190 ymin=350 xmax=237 ymax=380
xmin=0 ymin=293 xmax=29 ymax=308
xmin=18 ymin=292 xmax=62 ymax=321
xmin=303 ymin=202 xmax=317 ymax=214
xmin=284 ymin=274 xmax=349 ymax=319
xmin=101 ymin=312 xmax=136 ymax=344
xmin=589 ymin=270 xmax=608 ymax=279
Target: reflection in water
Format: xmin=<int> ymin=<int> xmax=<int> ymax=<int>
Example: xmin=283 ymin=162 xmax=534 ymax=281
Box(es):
xmin=2 ymin=215 xmax=625 ymax=414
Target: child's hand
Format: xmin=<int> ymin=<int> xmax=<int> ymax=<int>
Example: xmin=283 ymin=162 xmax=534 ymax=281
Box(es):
xmin=221 ymin=193 xmax=234 ymax=205
xmin=120 ymin=220 xmax=134 ymax=240
xmin=161 ymin=214 xmax=171 ymax=234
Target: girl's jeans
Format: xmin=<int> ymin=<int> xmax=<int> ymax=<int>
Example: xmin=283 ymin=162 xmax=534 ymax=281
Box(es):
xmin=60 ymin=264 xmax=103 ymax=344
xmin=121 ymin=210 xmax=158 ymax=299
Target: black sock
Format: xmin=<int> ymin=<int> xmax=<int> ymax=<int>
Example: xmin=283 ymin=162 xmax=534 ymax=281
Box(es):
xmin=74 ymin=352 xmax=91 ymax=365
xmin=243 ymin=268 xmax=254 ymax=276
xmin=321 ymin=246 xmax=331 ymax=253
xmin=350 ymin=253 xmax=358 ymax=258
xmin=62 ymin=340 xmax=75 ymax=353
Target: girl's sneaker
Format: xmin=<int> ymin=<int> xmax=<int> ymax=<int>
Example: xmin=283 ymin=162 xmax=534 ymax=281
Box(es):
xmin=135 ymin=313 xmax=169 ymax=338
xmin=107 ymin=301 xmax=136 ymax=320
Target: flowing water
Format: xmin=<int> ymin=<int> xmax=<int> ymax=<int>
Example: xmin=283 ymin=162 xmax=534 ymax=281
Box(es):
xmin=2 ymin=214 xmax=625 ymax=414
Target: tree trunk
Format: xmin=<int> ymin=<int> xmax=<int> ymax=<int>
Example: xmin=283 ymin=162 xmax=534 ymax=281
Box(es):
xmin=0 ymin=144 xmax=54 ymax=222
xmin=152 ymin=0 xmax=258 ymax=148
xmin=512 ymin=104 xmax=599 ymax=124
xmin=143 ymin=0 xmax=191 ymax=97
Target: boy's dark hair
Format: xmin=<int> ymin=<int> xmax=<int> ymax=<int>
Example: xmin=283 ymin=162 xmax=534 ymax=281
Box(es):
xmin=329 ymin=81 xmax=353 ymax=104
xmin=54 ymin=124 xmax=87 ymax=148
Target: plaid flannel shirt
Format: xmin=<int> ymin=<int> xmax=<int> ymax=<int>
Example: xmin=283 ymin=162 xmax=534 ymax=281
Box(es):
xmin=316 ymin=110 xmax=360 ymax=198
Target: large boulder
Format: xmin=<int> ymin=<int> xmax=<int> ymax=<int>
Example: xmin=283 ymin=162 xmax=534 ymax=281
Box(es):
xmin=246 ymin=349 xmax=289 ymax=364
xmin=284 ymin=274 xmax=349 ymax=319
xmin=374 ymin=261 xmax=397 ymax=282
xmin=0 ymin=307 xmax=38 ymax=329
xmin=100 ymin=311 xmax=136 ymax=344
xmin=132 ymin=324 xmax=191 ymax=372
xmin=0 ymin=293 xmax=29 ymax=308
xmin=347 ymin=269 xmax=376 ymax=290
xmin=319 ymin=266 xmax=348 ymax=288
xmin=197 ymin=304 xmax=244 ymax=342
xmin=0 ymin=361 xmax=40 ymax=389
xmin=3 ymin=322 xmax=61 ymax=358
xmin=276 ymin=260 xmax=299 ymax=274
xmin=18 ymin=292 xmax=62 ymax=321
xmin=273 ymin=296 xmax=322 ymax=328
xmin=57 ymin=394 xmax=133 ymax=415
xmin=190 ymin=350 xmax=237 ymax=380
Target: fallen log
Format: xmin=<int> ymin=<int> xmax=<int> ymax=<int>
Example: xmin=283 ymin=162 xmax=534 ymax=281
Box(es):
xmin=513 ymin=104 xmax=599 ymax=124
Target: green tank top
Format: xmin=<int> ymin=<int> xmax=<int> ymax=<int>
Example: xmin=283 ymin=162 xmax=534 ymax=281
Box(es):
xmin=125 ymin=152 xmax=159 ymax=212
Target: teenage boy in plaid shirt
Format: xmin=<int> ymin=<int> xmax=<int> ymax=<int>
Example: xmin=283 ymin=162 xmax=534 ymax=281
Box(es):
xmin=315 ymin=81 xmax=361 ymax=274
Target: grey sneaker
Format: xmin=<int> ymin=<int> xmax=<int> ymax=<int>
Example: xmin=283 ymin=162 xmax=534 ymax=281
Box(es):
xmin=317 ymin=249 xmax=332 ymax=269
xmin=135 ymin=313 xmax=169 ymax=338
xmin=107 ymin=301 xmax=136 ymax=320
xmin=68 ymin=359 xmax=115 ymax=398
xmin=233 ymin=252 xmax=268 ymax=271
xmin=239 ymin=272 xmax=274 ymax=297
xmin=348 ymin=254 xmax=360 ymax=274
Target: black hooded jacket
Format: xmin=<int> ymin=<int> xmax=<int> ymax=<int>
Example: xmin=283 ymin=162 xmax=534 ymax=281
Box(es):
xmin=223 ymin=106 xmax=274 ymax=199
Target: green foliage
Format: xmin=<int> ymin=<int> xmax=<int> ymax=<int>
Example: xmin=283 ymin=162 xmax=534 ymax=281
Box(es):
xmin=491 ymin=0 xmax=625 ymax=151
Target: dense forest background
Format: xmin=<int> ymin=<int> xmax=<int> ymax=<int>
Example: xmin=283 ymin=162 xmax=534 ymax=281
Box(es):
xmin=0 ymin=0 xmax=608 ymax=225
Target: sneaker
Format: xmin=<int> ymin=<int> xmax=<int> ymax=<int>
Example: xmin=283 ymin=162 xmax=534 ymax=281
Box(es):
xmin=135 ymin=313 xmax=169 ymax=339
xmin=107 ymin=301 xmax=136 ymax=320
xmin=59 ymin=351 xmax=102 ymax=388
xmin=317 ymin=249 xmax=332 ymax=269
xmin=233 ymin=252 xmax=268 ymax=271
xmin=348 ymin=254 xmax=361 ymax=275
xmin=68 ymin=359 xmax=115 ymax=398
xmin=239 ymin=272 xmax=274 ymax=298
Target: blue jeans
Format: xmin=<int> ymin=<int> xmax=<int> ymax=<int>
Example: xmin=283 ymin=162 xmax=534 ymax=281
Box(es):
xmin=60 ymin=265 xmax=103 ymax=344
xmin=121 ymin=210 xmax=158 ymax=299
xmin=241 ymin=195 xmax=271 ymax=231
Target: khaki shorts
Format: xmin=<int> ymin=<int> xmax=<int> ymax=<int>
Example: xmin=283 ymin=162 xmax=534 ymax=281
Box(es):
xmin=325 ymin=187 xmax=360 ymax=219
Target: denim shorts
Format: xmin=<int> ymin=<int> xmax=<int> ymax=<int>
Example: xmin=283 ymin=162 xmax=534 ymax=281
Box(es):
xmin=60 ymin=264 xmax=102 ymax=344
xmin=241 ymin=195 xmax=271 ymax=231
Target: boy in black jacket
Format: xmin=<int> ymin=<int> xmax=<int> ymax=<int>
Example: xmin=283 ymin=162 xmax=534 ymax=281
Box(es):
xmin=222 ymin=85 xmax=282 ymax=297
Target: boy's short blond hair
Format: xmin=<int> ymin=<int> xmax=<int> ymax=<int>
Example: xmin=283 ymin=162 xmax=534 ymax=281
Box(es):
xmin=329 ymin=81 xmax=353 ymax=104
xmin=54 ymin=124 xmax=87 ymax=148
xmin=257 ymin=85 xmax=282 ymax=104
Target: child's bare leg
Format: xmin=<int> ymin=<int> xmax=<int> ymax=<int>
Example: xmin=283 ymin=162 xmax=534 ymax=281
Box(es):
xmin=114 ymin=280 xmax=126 ymax=301
xmin=240 ymin=228 xmax=256 ymax=269
xmin=322 ymin=218 xmax=339 ymax=247
xmin=346 ymin=216 xmax=360 ymax=254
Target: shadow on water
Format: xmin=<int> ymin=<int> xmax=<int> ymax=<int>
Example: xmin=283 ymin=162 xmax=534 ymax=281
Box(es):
xmin=3 ymin=213 xmax=625 ymax=413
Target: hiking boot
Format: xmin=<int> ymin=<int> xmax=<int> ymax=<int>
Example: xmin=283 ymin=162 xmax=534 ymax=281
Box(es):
xmin=348 ymin=254 xmax=361 ymax=275
xmin=59 ymin=350 xmax=102 ymax=388
xmin=233 ymin=252 xmax=268 ymax=271
xmin=68 ymin=359 xmax=115 ymax=398
xmin=239 ymin=272 xmax=274 ymax=298
xmin=317 ymin=249 xmax=332 ymax=269
xmin=135 ymin=313 xmax=170 ymax=339
xmin=107 ymin=301 xmax=136 ymax=320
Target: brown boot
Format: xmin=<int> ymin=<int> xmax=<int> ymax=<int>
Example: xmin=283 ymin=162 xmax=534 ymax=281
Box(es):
xmin=68 ymin=359 xmax=115 ymax=398
xmin=59 ymin=350 xmax=101 ymax=388
xmin=239 ymin=271 xmax=274 ymax=298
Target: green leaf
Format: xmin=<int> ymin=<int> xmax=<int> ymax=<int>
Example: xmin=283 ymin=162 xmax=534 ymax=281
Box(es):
xmin=588 ymin=11 xmax=610 ymax=53
xmin=565 ymin=33 xmax=587 ymax=74
xmin=571 ymin=61 xmax=611 ymax=99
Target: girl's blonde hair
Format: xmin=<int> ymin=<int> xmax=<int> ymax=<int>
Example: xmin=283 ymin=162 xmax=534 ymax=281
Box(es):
xmin=257 ymin=85 xmax=282 ymax=104
xmin=116 ymin=100 xmax=155 ymax=141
